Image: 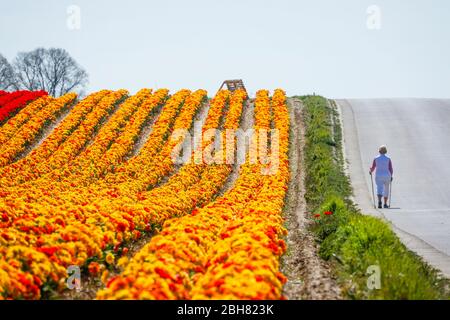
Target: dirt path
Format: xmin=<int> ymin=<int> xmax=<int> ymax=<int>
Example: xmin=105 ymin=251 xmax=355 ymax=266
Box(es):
xmin=126 ymin=102 xmax=166 ymax=159
xmin=126 ymin=97 xmax=213 ymax=160
xmin=281 ymin=97 xmax=342 ymax=300
xmin=18 ymin=103 xmax=73 ymax=160
xmin=83 ymin=97 xmax=124 ymax=150
xmin=155 ymin=98 xmax=211 ymax=186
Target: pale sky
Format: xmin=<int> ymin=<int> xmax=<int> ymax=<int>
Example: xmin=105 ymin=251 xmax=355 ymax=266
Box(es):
xmin=1 ymin=0 xmax=449 ymax=98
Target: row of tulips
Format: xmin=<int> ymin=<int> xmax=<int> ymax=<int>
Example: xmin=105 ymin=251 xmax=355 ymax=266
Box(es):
xmin=96 ymin=163 xmax=262 ymax=300
xmin=20 ymin=88 xmax=165 ymax=189
xmin=0 ymin=90 xmax=201 ymax=209
xmin=0 ymin=91 xmax=136 ymax=302
xmin=95 ymin=90 xmax=256 ymax=300
xmin=104 ymin=89 xmax=246 ymax=227
xmin=93 ymin=91 xmax=246 ymax=300
xmin=0 ymin=96 xmax=53 ymax=146
xmin=191 ymin=89 xmax=290 ymax=299
xmin=0 ymin=89 xmax=225 ymax=226
xmin=0 ymin=91 xmax=48 ymax=123
xmin=34 ymin=90 xmax=128 ymax=173
xmin=0 ymin=91 xmax=26 ymax=107
xmin=69 ymin=89 xmax=167 ymax=185
xmin=0 ymin=91 xmax=36 ymax=108
xmin=96 ymin=89 xmax=288 ymax=300
xmin=0 ymin=90 xmax=128 ymax=197
xmin=0 ymin=89 xmax=201 ymax=228
xmin=0 ymin=90 xmax=111 ymax=187
xmin=0 ymin=93 xmax=77 ymax=167
xmin=0 ymin=89 xmax=236 ymax=299
xmin=44 ymin=89 xmax=211 ymax=208
xmin=57 ymin=88 xmax=155 ymax=182
xmin=99 ymin=89 xmax=197 ymax=192
xmin=76 ymin=89 xmax=205 ymax=197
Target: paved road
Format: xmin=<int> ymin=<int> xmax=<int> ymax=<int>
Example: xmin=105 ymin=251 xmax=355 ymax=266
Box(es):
xmin=337 ymin=98 xmax=450 ymax=277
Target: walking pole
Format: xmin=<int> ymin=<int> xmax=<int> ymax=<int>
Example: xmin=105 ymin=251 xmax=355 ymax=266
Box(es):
xmin=370 ymin=172 xmax=376 ymax=209
xmin=389 ymin=178 xmax=393 ymax=208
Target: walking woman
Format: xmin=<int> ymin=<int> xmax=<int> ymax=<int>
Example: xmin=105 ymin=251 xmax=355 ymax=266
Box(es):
xmin=369 ymin=145 xmax=393 ymax=208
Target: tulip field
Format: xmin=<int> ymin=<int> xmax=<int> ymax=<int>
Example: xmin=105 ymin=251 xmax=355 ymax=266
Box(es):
xmin=0 ymin=88 xmax=290 ymax=300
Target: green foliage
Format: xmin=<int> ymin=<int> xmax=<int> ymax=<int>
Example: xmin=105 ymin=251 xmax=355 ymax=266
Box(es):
xmin=321 ymin=215 xmax=447 ymax=299
xmin=299 ymin=96 xmax=352 ymax=210
xmin=300 ymin=95 xmax=449 ymax=300
xmin=313 ymin=196 xmax=350 ymax=241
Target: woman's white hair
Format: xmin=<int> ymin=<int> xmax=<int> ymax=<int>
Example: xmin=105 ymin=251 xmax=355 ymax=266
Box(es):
xmin=379 ymin=145 xmax=387 ymax=154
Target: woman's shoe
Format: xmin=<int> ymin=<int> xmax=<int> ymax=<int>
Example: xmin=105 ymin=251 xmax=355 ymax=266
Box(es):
xmin=384 ymin=204 xmax=389 ymax=208
xmin=378 ymin=202 xmax=382 ymax=209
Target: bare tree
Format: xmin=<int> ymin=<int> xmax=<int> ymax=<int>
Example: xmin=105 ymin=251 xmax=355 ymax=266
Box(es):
xmin=13 ymin=48 xmax=88 ymax=96
xmin=0 ymin=54 xmax=16 ymax=90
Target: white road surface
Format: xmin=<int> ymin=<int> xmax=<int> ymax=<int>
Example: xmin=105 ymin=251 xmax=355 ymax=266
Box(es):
xmin=337 ymin=98 xmax=450 ymax=277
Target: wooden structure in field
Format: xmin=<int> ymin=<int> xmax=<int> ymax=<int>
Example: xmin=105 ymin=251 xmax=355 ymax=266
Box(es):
xmin=218 ymin=79 xmax=247 ymax=95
